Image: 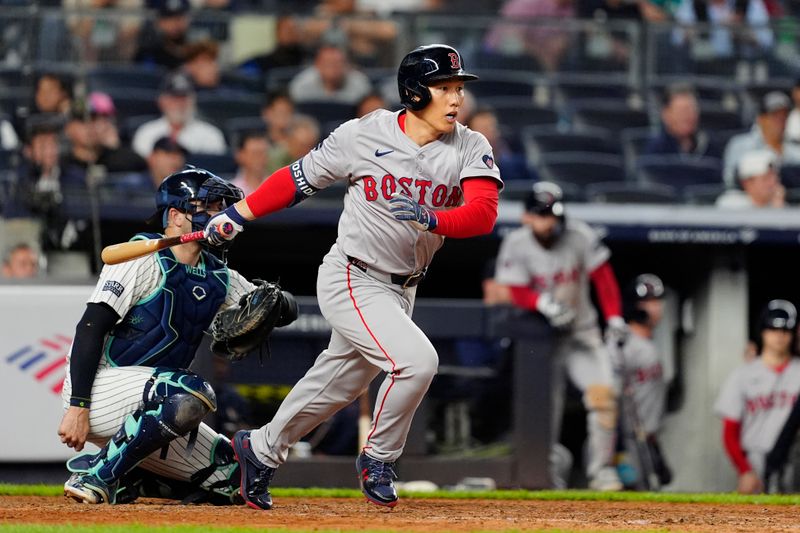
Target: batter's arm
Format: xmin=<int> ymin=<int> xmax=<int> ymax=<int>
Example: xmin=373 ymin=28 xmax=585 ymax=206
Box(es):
xmin=430 ymin=177 xmax=499 ymax=238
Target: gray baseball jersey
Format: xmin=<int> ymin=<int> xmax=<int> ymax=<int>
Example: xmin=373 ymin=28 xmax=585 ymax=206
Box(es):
xmin=494 ymin=219 xmax=610 ymax=331
xmin=715 ymin=358 xmax=800 ymax=454
xmin=297 ymin=108 xmax=502 ymax=274
xmin=616 ymin=333 xmax=667 ymax=435
xmin=247 ymin=109 xmax=501 ymax=467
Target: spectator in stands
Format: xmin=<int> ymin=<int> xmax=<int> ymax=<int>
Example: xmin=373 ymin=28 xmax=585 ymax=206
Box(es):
xmin=674 ymin=0 xmax=773 ymax=59
xmin=723 ymin=91 xmax=800 ymax=186
xmin=261 ymin=90 xmax=295 ymax=149
xmin=116 ymin=136 xmax=187 ymax=191
xmin=231 ymin=131 xmax=270 ymax=196
xmin=181 ymin=39 xmax=242 ymax=96
xmin=716 ymin=150 xmax=785 ymax=208
xmin=0 ymin=116 xmax=19 ymax=150
xmin=784 ymin=78 xmax=800 ymax=143
xmin=64 ymin=0 xmax=143 ymax=62
xmin=268 ymin=114 xmax=320 ymax=172
xmin=467 ymin=107 xmax=533 ymax=181
xmin=288 ymin=43 xmax=372 ymax=105
xmin=238 ymin=16 xmax=307 ymax=81
xmin=644 ymin=83 xmax=723 ymax=158
xmin=33 ymin=72 xmax=73 ymax=116
xmin=356 ymin=92 xmax=386 ymax=117
xmin=87 ymin=92 xmax=146 ymax=174
xmin=132 ymin=72 xmax=227 ymax=158
xmin=134 ymin=0 xmax=191 ymax=69
xmin=1 ymin=243 xmax=40 ymax=279
xmin=484 ymin=0 xmax=577 ymax=72
xmin=61 ymin=109 xmax=96 ymax=185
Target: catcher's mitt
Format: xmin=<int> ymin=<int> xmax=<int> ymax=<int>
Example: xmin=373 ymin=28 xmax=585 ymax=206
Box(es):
xmin=210 ymin=279 xmax=298 ymax=360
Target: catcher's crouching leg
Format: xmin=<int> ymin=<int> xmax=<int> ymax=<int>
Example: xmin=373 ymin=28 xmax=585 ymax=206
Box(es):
xmin=65 ymin=369 xmax=216 ymax=504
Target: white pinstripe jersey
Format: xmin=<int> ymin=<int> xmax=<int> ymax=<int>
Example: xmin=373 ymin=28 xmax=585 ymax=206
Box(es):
xmin=297 ymin=109 xmax=503 ymax=274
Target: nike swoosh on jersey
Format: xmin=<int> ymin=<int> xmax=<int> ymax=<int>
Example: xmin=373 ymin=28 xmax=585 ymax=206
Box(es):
xmin=374 ymin=148 xmax=394 ymax=157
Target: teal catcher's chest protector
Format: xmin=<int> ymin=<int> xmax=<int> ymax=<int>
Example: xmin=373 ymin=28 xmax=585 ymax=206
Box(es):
xmin=105 ymin=234 xmax=229 ymax=369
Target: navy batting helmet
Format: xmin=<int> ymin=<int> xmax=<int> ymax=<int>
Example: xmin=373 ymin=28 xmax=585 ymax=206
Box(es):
xmin=154 ymin=167 xmax=243 ymax=233
xmin=622 ymin=274 xmax=665 ymax=324
xmin=760 ymin=299 xmax=798 ymax=331
xmin=398 ymin=44 xmax=478 ymax=111
xmin=525 ymin=182 xmax=565 ymax=217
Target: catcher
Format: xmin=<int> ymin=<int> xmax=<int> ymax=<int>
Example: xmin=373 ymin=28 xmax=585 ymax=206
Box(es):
xmin=57 ymin=167 xmax=297 ymax=505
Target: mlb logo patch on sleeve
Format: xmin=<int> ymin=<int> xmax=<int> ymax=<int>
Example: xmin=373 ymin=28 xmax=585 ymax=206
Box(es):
xmin=102 ymin=280 xmax=125 ymax=297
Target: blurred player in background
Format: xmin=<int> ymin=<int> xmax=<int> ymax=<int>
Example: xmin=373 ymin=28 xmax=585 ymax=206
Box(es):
xmin=494 ymin=181 xmax=626 ymax=491
xmin=715 ymin=300 xmax=800 ymax=494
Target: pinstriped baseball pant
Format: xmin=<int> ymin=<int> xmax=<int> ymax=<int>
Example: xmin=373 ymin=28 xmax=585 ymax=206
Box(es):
xmin=250 ymin=244 xmax=438 ymax=466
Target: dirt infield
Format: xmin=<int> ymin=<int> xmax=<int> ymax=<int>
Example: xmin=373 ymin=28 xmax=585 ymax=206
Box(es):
xmin=3 ymin=495 xmax=800 ymax=532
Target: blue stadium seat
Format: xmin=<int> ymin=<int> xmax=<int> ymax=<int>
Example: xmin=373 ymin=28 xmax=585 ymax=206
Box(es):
xmin=522 ymin=125 xmax=618 ymax=165
xmin=0 ymin=148 xmax=20 ymax=170
xmin=87 ymin=65 xmax=166 ymax=92
xmin=467 ymin=71 xmax=536 ymax=99
xmin=224 ymin=116 xmax=267 ymax=147
xmin=120 ymin=114 xmax=159 ymax=143
xmin=481 ymin=97 xmax=560 ymax=132
xmin=586 ymin=181 xmax=679 ymax=204
xmin=295 ymin=101 xmax=356 ymax=125
xmin=779 ymin=164 xmax=800 ymax=189
xmin=700 ymin=105 xmax=746 ymax=132
xmin=536 ymin=152 xmax=626 ymax=199
xmin=570 ymin=99 xmax=653 ymax=134
xmin=186 ymin=152 xmax=238 ymax=177
xmin=109 ymin=89 xmax=160 ymax=122
xmin=637 ymin=155 xmax=723 ymax=193
xmin=264 ymin=66 xmax=303 ymax=91
xmin=556 ymin=81 xmax=635 ymax=102
xmin=684 ymin=183 xmax=727 ymax=205
xmin=196 ymin=94 xmax=262 ymax=127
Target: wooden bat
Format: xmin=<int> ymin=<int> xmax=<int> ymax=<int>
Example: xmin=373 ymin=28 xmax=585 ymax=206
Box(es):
xmin=100 ymin=223 xmax=232 ymax=265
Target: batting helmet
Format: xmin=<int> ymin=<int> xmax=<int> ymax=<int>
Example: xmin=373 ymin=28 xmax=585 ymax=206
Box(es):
xmin=760 ymin=299 xmax=798 ymax=331
xmin=398 ymin=44 xmax=478 ymax=111
xmin=622 ymin=274 xmax=665 ymax=324
xmin=524 ymin=182 xmax=565 ymax=217
xmin=155 ymin=167 xmax=243 ymax=233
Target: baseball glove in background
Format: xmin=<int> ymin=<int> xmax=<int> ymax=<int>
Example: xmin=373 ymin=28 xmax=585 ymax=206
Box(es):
xmin=210 ymin=279 xmax=298 ymax=360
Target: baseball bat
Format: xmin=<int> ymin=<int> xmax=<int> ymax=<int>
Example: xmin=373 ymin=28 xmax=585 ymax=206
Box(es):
xmin=100 ymin=223 xmax=232 ymax=265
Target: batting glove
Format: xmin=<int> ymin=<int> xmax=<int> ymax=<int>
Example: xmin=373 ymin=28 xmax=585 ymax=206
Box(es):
xmin=536 ymin=292 xmax=575 ymax=330
xmin=204 ymin=205 xmax=247 ymax=246
xmin=389 ymin=192 xmax=438 ymax=232
xmin=605 ymin=315 xmax=629 ymax=345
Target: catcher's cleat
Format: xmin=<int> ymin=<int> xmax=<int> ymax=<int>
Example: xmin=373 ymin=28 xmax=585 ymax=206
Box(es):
xmin=232 ymin=430 xmax=275 ymax=510
xmin=356 ymin=452 xmax=399 ymax=507
xmin=64 ymin=472 xmax=116 ymax=504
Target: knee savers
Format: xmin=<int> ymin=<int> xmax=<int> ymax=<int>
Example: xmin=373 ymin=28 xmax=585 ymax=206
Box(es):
xmin=67 ymin=370 xmax=216 ymax=485
xmin=584 ymin=384 xmax=617 ymax=430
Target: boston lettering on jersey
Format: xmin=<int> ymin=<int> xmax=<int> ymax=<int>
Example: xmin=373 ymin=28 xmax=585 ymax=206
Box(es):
xmin=361 ymin=174 xmax=463 ymax=207
xmin=745 ymin=390 xmax=798 ymax=414
xmin=633 ymin=362 xmax=663 ymax=385
xmin=528 ymin=267 xmax=580 ymax=291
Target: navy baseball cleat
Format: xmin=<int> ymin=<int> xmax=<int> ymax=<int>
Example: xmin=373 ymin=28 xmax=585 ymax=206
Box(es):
xmin=232 ymin=430 xmax=275 ymax=510
xmin=64 ymin=472 xmax=116 ymax=504
xmin=356 ymin=452 xmax=399 ymax=507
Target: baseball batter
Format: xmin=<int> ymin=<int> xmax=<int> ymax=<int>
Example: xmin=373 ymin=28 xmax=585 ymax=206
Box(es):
xmin=57 ymin=169 xmax=295 ymax=505
xmin=493 ymin=181 xmax=626 ymax=491
xmin=204 ymin=44 xmax=502 ymax=510
xmin=715 ymin=299 xmax=800 ymax=494
xmin=614 ymin=274 xmax=672 ymax=488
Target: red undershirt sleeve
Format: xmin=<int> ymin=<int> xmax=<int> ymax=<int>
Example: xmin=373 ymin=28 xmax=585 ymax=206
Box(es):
xmin=510 ymin=286 xmax=540 ymax=311
xmin=243 ymin=166 xmax=297 ymax=218
xmin=589 ymin=261 xmax=622 ymax=320
xmin=723 ymin=418 xmax=752 ymax=474
xmin=431 ymin=178 xmax=499 ymax=238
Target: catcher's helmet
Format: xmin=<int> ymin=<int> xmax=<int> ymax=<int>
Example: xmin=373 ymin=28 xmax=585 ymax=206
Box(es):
xmin=622 ymin=274 xmax=665 ymax=324
xmin=155 ymin=166 xmax=243 ymax=233
xmin=524 ymin=182 xmax=565 ymax=217
xmin=760 ymin=299 xmax=797 ymax=331
xmin=398 ymin=44 xmax=478 ymax=111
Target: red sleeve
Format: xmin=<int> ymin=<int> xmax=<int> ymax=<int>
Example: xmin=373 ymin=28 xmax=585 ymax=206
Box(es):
xmin=244 ymin=166 xmax=296 ymax=218
xmin=723 ymin=418 xmax=752 ymax=474
xmin=431 ymin=178 xmax=499 ymax=238
xmin=589 ymin=261 xmax=622 ymax=320
xmin=510 ymin=286 xmax=540 ymax=311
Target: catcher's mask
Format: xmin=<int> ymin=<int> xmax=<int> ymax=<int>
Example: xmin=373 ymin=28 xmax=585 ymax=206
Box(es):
xmin=622 ymin=273 xmax=665 ymax=325
xmin=153 ymin=166 xmax=243 ymax=241
xmin=524 ymin=181 xmax=565 ymax=248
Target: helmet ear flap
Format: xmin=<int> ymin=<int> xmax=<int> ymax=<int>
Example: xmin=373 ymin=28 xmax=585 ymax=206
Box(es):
xmin=402 ymin=79 xmax=431 ymax=111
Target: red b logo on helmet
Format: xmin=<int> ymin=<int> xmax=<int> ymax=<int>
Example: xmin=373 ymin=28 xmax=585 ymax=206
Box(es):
xmin=448 ymin=52 xmax=460 ymax=69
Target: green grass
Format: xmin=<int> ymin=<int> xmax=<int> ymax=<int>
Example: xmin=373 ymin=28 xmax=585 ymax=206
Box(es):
xmin=4 ymin=482 xmax=800 ymax=505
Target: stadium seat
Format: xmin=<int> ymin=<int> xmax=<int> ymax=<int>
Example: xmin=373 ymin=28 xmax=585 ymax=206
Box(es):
xmin=779 ymin=164 xmax=800 ymax=189
xmin=295 ymin=101 xmax=356 ymax=125
xmin=87 ymin=65 xmax=166 ymax=92
xmin=186 ymin=152 xmax=238 ymax=177
xmin=481 ymin=97 xmax=560 ymax=132
xmin=196 ymin=94 xmax=262 ymax=127
xmin=109 ymin=89 xmax=160 ymax=122
xmin=586 ymin=181 xmax=679 ymax=204
xmin=570 ymin=99 xmax=653 ymax=134
xmin=224 ymin=116 xmax=267 ymax=147
xmin=637 ymin=155 xmax=723 ymax=193
xmin=219 ymin=71 xmax=264 ymax=94
xmin=522 ymin=125 xmax=618 ymax=165
xmin=501 ymin=179 xmax=537 ymax=201
xmin=536 ymin=152 xmax=627 ymax=199
xmin=0 ymin=66 xmax=27 ymax=90
xmin=120 ymin=114 xmax=159 ymax=144
xmin=556 ymin=80 xmax=635 ymax=102
xmin=0 ymin=148 xmax=20 ymax=171
xmin=684 ymin=183 xmax=727 ymax=205
xmin=472 ymin=50 xmax=543 ymax=72
xmin=467 ymin=71 xmax=536 ymax=99
xmin=700 ymin=105 xmax=746 ymax=132
xmin=264 ymin=66 xmax=303 ymax=91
